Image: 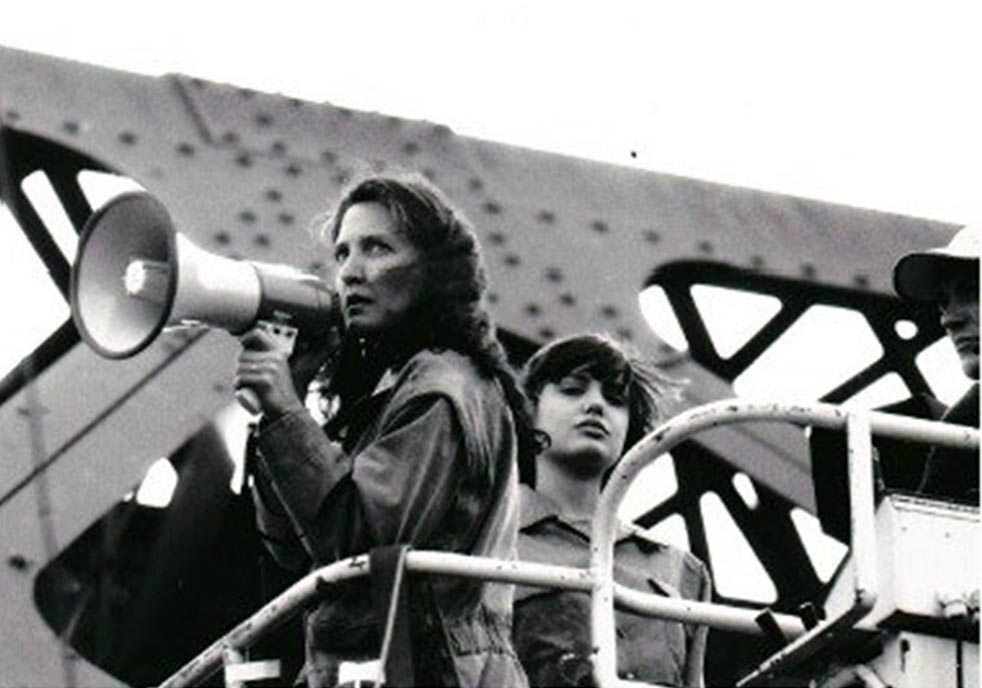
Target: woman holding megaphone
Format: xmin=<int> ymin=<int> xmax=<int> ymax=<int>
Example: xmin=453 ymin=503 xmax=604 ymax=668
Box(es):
xmin=235 ymin=176 xmax=532 ymax=688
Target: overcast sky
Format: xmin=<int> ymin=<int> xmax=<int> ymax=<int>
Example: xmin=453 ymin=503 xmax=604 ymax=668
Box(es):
xmin=2 ymin=1 xmax=980 ymax=224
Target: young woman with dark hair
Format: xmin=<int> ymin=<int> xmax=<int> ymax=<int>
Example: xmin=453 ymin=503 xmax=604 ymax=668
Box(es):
xmin=513 ymin=333 xmax=711 ymax=687
xmin=236 ymin=175 xmax=531 ymax=687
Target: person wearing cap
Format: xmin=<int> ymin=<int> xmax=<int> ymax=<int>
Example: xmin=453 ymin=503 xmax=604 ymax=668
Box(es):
xmin=893 ymin=224 xmax=979 ymax=502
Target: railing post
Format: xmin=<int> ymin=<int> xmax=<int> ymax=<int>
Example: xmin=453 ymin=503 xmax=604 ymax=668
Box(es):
xmin=222 ymin=646 xmax=246 ymax=688
xmin=221 ymin=643 xmax=281 ymax=687
xmin=846 ymin=411 xmax=878 ymax=610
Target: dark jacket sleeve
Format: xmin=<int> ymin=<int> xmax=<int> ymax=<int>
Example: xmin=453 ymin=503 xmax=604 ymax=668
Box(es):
xmin=247 ymin=426 xmax=309 ymax=571
xmin=253 ymin=392 xmax=466 ymax=564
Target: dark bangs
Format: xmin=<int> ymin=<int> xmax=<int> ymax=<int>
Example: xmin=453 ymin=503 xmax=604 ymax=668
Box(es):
xmin=523 ymin=333 xmax=682 ymax=450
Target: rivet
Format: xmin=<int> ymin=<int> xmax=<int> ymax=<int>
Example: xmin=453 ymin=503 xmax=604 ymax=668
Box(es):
xmin=8 ymin=554 xmax=29 ymax=571
xmin=487 ymin=292 xmax=499 ymax=304
xmin=537 ymin=210 xmax=556 ymax=225
xmin=236 ymin=153 xmax=253 ymax=167
xmin=854 ymin=274 xmax=870 ymax=288
xmin=559 ymin=293 xmax=576 ymax=307
xmin=483 ymin=201 xmax=502 ymax=215
xmin=487 ymin=232 xmax=506 ymax=246
xmin=750 ymin=255 xmax=765 ymax=269
xmin=212 ymin=382 xmax=226 ymax=393
xmin=285 ymin=163 xmax=303 ymax=177
xmin=4 ymin=109 xmax=20 ymax=122
xmin=538 ymin=327 xmax=555 ymax=339
xmin=601 ymin=305 xmax=619 ymax=319
xmin=545 ymin=267 xmax=564 ymax=283
xmin=309 ymin=261 xmax=324 ymax=272
xmin=118 ymin=131 xmax=137 ymax=145
xmin=265 ymin=188 xmax=282 ymax=203
xmin=238 ymin=88 xmax=256 ymax=99
xmin=334 ymin=170 xmax=351 ymax=185
xmin=421 ymin=168 xmax=437 ymax=181
xmin=255 ymin=112 xmax=274 ymax=127
xmin=697 ymin=240 xmax=714 ymax=254
xmin=591 ymin=220 xmax=609 ymax=234
xmin=402 ymin=141 xmax=420 ymax=156
xmin=63 ymin=120 xmax=80 ymax=135
xmin=239 ymin=210 xmax=257 ymax=224
xmin=643 ymin=230 xmax=660 ymax=244
xmin=468 ymin=177 xmax=484 ymax=192
xmin=801 ymin=263 xmax=817 ymax=278
xmin=616 ymin=328 xmax=633 ymax=341
xmin=525 ymin=303 xmax=542 ymax=317
xmin=503 ymin=254 xmax=521 ymax=267
xmin=270 ymin=140 xmax=288 ymax=155
xmin=222 ymin=131 xmax=240 ymax=145
xmin=176 ymin=142 xmax=195 ymax=157
xmin=278 ymin=212 xmax=295 ymax=226
xmin=254 ymin=234 xmax=271 ymax=248
xmin=321 ymin=150 xmax=337 ymax=165
xmin=214 ymin=232 xmax=231 ymax=245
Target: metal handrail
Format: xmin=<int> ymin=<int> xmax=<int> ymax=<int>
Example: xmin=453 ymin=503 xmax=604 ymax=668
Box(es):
xmin=159 ymin=551 xmax=805 ymax=687
xmin=157 ymin=399 xmax=979 ymax=688
xmin=590 ymin=399 xmax=979 ymax=688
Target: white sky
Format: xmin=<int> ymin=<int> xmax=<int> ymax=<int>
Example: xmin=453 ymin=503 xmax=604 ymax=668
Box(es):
xmin=1 ymin=1 xmax=980 ymax=224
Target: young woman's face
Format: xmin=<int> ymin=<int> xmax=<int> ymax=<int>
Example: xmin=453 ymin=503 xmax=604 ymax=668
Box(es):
xmin=333 ymin=202 xmax=426 ymax=336
xmin=534 ymin=366 xmax=631 ymax=475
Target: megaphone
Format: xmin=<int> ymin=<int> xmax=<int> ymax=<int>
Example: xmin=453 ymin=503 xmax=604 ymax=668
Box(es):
xmin=71 ymin=191 xmax=338 ymax=412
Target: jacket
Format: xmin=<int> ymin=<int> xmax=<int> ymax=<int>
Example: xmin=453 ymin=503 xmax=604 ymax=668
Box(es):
xmin=251 ymin=349 xmax=528 ymax=687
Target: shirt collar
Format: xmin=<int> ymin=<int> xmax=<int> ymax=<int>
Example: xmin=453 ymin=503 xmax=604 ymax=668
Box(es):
xmin=519 ymin=485 xmax=664 ymax=550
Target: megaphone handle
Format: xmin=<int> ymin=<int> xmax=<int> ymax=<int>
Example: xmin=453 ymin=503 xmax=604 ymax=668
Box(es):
xmin=237 ymin=320 xmax=299 ymax=416
xmin=236 ymin=388 xmax=263 ymax=415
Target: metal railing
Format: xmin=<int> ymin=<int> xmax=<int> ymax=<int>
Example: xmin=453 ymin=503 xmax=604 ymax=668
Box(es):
xmin=157 ymin=399 xmax=979 ymax=688
xmin=590 ymin=400 xmax=979 ymax=687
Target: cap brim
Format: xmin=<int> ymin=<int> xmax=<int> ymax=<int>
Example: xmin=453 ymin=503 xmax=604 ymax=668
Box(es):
xmin=893 ymin=252 xmax=975 ymax=302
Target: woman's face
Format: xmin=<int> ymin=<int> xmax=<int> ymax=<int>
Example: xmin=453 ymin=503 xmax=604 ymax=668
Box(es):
xmin=534 ymin=366 xmax=631 ymax=476
xmin=333 ymin=202 xmax=426 ymax=336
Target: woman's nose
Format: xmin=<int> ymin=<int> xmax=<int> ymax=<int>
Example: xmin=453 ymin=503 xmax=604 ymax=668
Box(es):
xmin=338 ymin=255 xmax=364 ymax=285
xmin=582 ymin=387 xmax=606 ymax=415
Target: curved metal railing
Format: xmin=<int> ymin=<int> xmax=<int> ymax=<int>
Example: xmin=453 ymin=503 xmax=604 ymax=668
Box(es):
xmin=157 ymin=399 xmax=979 ymax=688
xmin=590 ymin=400 xmax=979 ymax=687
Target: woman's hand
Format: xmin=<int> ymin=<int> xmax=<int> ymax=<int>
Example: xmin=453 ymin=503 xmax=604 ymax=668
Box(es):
xmin=235 ymin=326 xmax=329 ymax=420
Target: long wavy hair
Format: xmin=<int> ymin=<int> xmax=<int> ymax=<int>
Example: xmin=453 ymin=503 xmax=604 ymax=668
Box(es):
xmin=520 ymin=333 xmax=684 ymax=485
xmin=314 ymin=174 xmax=535 ymax=454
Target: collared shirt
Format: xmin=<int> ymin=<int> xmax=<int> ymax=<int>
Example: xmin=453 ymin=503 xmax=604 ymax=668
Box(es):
xmin=514 ymin=486 xmax=711 ymax=687
xmin=250 ymin=349 xmax=527 ymax=688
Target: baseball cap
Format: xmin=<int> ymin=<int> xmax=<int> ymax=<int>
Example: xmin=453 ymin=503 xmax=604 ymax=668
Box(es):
xmin=893 ymin=225 xmax=980 ymax=303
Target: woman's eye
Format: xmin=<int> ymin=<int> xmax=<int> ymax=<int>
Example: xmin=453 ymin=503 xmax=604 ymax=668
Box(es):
xmin=365 ymin=240 xmax=392 ymax=255
xmin=557 ymin=377 xmax=587 ymax=395
xmin=604 ymin=390 xmax=628 ymax=407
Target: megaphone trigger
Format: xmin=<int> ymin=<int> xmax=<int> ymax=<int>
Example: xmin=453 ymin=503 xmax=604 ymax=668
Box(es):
xmin=235 ymin=388 xmax=263 ymax=416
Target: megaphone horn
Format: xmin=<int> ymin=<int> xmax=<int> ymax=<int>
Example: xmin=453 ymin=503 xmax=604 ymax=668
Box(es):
xmin=71 ymin=192 xmax=338 ymax=362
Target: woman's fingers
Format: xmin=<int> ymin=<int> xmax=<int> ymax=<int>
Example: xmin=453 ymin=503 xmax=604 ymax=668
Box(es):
xmin=239 ymin=326 xmax=281 ymax=352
